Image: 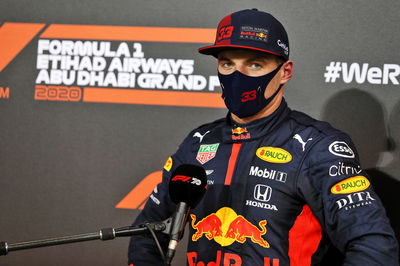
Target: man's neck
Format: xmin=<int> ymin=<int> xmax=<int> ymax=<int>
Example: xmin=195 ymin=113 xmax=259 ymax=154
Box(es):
xmin=230 ymin=92 xmax=284 ymax=124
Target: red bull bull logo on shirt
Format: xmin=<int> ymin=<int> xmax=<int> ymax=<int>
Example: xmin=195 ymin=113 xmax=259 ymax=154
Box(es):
xmin=232 ymin=127 xmax=248 ymax=135
xmin=232 ymin=127 xmax=251 ymax=140
xmin=191 ymin=207 xmax=270 ymax=248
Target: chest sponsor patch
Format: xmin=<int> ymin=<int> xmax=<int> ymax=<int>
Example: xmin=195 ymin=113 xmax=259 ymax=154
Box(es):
xmin=190 ymin=207 xmax=270 ymax=248
xmin=196 ymin=143 xmax=220 ymax=164
xmin=231 ymin=127 xmax=251 ymax=140
xmin=336 ymin=191 xmax=376 ymax=210
xmin=256 ymin=147 xmax=292 ymax=163
xmin=163 ymin=156 xmax=173 ymax=172
xmin=329 ymin=162 xmax=362 ymax=177
xmin=328 ymin=141 xmax=355 ymax=158
xmin=249 ymin=166 xmax=287 ymax=183
xmin=331 ymin=176 xmax=370 ymax=194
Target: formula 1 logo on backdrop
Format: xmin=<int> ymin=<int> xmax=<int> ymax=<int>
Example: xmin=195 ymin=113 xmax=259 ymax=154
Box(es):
xmin=0 ymin=23 xmax=46 ymax=100
xmin=1 ymin=22 xmax=224 ymax=108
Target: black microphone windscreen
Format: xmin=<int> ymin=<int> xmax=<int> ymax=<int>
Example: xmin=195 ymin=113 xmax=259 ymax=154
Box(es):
xmin=169 ymin=164 xmax=207 ymax=208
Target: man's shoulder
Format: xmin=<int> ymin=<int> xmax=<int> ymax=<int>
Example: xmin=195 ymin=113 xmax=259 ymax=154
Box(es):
xmin=287 ymin=109 xmax=357 ymax=159
xmin=288 ymin=109 xmax=345 ymax=138
xmin=191 ymin=117 xmax=226 ymax=133
xmin=178 ymin=117 xmax=226 ymax=147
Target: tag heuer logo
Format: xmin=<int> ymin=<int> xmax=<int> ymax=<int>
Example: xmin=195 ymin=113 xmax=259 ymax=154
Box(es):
xmin=196 ymin=143 xmax=219 ymax=164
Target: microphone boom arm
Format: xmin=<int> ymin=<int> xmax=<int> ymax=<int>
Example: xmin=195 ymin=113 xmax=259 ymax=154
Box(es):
xmin=0 ymin=220 xmax=170 ymax=256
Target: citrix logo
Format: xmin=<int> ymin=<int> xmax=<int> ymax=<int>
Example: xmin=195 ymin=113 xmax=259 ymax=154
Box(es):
xmin=329 ymin=162 xmax=362 ymax=177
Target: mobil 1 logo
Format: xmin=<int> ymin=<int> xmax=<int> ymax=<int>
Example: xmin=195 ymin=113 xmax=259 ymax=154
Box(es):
xmin=249 ymin=166 xmax=287 ymax=183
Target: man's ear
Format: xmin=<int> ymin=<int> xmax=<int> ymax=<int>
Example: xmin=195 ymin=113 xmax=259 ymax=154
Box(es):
xmin=279 ymin=60 xmax=294 ymax=85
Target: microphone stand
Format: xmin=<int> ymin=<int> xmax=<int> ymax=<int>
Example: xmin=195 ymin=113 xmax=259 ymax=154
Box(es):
xmin=0 ymin=219 xmax=171 ymax=256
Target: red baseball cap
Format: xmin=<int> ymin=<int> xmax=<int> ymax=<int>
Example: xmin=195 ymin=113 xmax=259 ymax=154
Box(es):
xmin=199 ymin=9 xmax=289 ymax=60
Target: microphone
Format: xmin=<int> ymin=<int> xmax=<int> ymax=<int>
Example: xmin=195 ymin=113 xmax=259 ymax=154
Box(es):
xmin=165 ymin=164 xmax=207 ymax=265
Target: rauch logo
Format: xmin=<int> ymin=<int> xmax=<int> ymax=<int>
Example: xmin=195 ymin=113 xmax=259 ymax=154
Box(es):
xmin=331 ymin=176 xmax=370 ymax=194
xmin=256 ymin=147 xmax=292 ymax=163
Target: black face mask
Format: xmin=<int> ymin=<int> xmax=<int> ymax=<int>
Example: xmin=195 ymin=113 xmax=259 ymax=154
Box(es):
xmin=218 ymin=64 xmax=283 ymax=118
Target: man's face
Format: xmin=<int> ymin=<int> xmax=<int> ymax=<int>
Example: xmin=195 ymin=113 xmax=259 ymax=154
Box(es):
xmin=217 ymin=49 xmax=281 ymax=77
xmin=217 ymin=49 xmax=284 ymax=99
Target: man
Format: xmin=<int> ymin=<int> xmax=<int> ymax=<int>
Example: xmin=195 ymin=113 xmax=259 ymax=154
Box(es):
xmin=128 ymin=9 xmax=399 ymax=265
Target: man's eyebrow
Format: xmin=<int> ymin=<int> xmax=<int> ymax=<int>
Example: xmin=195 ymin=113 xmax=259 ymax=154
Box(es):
xmin=217 ymin=56 xmax=230 ymax=61
xmin=245 ymin=56 xmax=269 ymax=62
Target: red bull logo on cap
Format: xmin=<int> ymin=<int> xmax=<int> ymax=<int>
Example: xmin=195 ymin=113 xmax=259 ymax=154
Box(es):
xmin=239 ymin=26 xmax=269 ymax=43
xmin=191 ymin=207 xmax=270 ymax=248
xmin=256 ymin=33 xmax=267 ymax=38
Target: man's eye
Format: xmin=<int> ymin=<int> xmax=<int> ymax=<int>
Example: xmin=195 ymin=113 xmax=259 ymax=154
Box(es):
xmin=222 ymin=62 xmax=232 ymax=68
xmin=250 ymin=63 xmax=262 ymax=68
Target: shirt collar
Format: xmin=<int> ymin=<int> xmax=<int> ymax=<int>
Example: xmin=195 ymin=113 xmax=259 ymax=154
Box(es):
xmin=223 ymin=98 xmax=290 ymax=143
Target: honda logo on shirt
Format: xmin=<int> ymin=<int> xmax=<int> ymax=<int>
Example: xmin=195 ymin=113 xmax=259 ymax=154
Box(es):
xmin=254 ymin=184 xmax=272 ymax=202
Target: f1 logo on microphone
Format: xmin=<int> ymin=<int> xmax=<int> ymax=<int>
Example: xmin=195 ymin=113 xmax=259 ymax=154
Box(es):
xmin=254 ymin=184 xmax=272 ymax=202
xmin=191 ymin=178 xmax=202 ymax=185
xmin=172 ymin=175 xmax=191 ymax=182
xmin=172 ymin=175 xmax=202 ymax=185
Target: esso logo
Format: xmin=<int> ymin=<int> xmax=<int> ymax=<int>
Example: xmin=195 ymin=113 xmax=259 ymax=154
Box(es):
xmin=329 ymin=141 xmax=355 ymax=158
